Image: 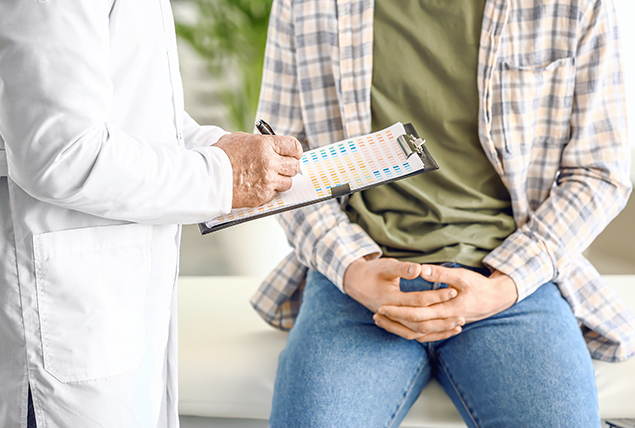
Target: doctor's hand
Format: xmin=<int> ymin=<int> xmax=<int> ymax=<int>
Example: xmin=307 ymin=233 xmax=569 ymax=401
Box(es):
xmin=213 ymin=132 xmax=303 ymax=208
xmin=373 ymin=265 xmax=518 ymax=342
xmin=343 ymin=257 xmax=463 ymax=342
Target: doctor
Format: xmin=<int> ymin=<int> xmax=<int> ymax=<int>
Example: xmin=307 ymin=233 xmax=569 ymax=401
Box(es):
xmin=0 ymin=1 xmax=301 ymax=428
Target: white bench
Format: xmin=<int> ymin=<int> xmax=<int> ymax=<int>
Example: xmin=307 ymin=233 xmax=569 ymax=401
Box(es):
xmin=178 ymin=275 xmax=635 ymax=427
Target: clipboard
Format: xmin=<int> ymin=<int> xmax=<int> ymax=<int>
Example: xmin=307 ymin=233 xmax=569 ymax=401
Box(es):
xmin=199 ymin=122 xmax=439 ymax=234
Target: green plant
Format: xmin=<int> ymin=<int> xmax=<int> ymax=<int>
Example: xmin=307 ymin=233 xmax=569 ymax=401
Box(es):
xmin=175 ymin=0 xmax=273 ymax=132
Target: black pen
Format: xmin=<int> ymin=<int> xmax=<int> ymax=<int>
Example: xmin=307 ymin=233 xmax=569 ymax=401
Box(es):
xmin=255 ymin=119 xmax=276 ymax=135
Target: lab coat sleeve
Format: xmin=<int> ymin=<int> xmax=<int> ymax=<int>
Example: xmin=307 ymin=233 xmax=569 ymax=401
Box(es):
xmin=182 ymin=112 xmax=231 ymax=150
xmin=0 ymin=1 xmax=233 ymax=224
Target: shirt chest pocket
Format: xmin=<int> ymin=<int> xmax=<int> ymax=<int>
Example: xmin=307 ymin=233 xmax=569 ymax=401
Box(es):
xmin=33 ymin=223 xmax=152 ymax=383
xmin=493 ymin=57 xmax=576 ymax=151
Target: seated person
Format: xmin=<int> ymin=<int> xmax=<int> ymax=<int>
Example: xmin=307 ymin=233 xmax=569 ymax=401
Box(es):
xmin=251 ymin=0 xmax=635 ymax=426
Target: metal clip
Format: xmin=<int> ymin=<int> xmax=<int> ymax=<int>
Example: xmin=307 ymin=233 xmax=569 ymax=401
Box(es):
xmin=397 ymin=133 xmax=426 ymax=158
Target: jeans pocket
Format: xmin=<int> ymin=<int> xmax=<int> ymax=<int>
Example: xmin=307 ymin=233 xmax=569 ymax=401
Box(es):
xmin=33 ymin=223 xmax=152 ymax=383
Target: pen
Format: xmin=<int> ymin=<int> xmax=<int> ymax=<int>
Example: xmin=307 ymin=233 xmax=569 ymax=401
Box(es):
xmin=255 ymin=119 xmax=276 ymax=135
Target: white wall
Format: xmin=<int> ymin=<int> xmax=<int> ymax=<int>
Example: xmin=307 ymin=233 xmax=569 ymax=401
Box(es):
xmin=585 ymin=0 xmax=635 ymax=273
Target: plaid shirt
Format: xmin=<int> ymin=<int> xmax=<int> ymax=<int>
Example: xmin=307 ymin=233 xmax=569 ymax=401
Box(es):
xmin=251 ymin=0 xmax=635 ymax=362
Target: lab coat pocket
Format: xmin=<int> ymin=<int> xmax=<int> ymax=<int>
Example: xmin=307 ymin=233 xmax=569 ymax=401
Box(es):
xmin=33 ymin=223 xmax=152 ymax=383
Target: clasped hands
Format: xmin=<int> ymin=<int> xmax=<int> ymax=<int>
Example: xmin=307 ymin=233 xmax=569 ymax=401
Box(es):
xmin=343 ymin=257 xmax=518 ymax=342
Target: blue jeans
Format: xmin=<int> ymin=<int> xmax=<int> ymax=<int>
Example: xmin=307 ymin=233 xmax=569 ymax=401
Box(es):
xmin=269 ymin=267 xmax=600 ymax=428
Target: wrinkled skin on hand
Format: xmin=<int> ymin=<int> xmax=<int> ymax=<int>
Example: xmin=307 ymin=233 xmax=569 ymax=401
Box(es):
xmin=214 ymin=132 xmax=303 ymax=208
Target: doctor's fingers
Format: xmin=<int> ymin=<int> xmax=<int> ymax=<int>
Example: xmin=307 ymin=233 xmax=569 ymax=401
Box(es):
xmin=272 ymin=174 xmax=294 ymax=193
xmin=373 ymin=314 xmax=463 ymax=342
xmin=272 ymin=155 xmax=302 ymax=177
xmin=270 ymin=135 xmax=303 ymax=159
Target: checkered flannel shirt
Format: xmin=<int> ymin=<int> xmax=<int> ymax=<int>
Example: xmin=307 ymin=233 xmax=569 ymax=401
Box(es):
xmin=250 ymin=0 xmax=635 ymax=361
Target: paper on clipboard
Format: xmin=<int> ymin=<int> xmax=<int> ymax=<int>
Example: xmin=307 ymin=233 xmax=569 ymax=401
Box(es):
xmin=199 ymin=122 xmax=438 ymax=234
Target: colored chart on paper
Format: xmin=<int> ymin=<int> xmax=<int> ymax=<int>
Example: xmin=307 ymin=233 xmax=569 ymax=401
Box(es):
xmin=204 ymin=122 xmax=425 ymax=229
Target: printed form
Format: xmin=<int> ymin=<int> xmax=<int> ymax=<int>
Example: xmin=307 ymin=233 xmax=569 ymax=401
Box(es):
xmin=203 ymin=122 xmax=426 ymax=231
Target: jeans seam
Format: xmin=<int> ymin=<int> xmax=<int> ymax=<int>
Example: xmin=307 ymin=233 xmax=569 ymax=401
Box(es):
xmin=385 ymin=353 xmax=428 ymax=428
xmin=437 ymin=357 xmax=480 ymax=428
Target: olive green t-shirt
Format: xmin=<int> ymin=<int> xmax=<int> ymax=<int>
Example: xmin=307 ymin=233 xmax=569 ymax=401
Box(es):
xmin=345 ymin=0 xmax=516 ymax=267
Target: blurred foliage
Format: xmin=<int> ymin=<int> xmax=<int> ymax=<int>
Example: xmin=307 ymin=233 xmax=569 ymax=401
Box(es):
xmin=174 ymin=0 xmax=273 ymax=132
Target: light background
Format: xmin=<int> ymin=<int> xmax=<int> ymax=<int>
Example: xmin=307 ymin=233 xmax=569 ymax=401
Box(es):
xmin=177 ymin=0 xmax=635 ymax=279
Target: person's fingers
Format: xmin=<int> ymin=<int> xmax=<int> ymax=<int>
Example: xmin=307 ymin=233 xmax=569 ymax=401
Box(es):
xmin=375 ymin=313 xmax=464 ymax=336
xmin=373 ymin=314 xmax=425 ymax=341
xmin=275 ymin=156 xmax=301 ymax=177
xmin=406 ymin=316 xmax=465 ymax=335
xmin=373 ymin=314 xmax=463 ymax=342
xmin=420 ymin=264 xmax=469 ymax=285
xmin=385 ymin=288 xmax=457 ymax=308
xmin=379 ymin=259 xmax=422 ymax=281
xmin=271 ymin=136 xmax=303 ymax=159
xmin=415 ymin=327 xmax=463 ymax=343
xmin=378 ymin=298 xmax=459 ymax=323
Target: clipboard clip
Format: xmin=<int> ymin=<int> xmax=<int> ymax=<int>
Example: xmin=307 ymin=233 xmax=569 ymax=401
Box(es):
xmin=330 ymin=183 xmax=351 ymax=198
xmin=397 ymin=133 xmax=426 ymax=159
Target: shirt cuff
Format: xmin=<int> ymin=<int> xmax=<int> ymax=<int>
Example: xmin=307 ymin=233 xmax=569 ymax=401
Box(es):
xmin=483 ymin=228 xmax=556 ymax=302
xmin=313 ymin=222 xmax=382 ymax=293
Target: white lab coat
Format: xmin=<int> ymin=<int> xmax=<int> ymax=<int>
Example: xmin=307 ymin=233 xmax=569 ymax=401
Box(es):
xmin=0 ymin=1 xmax=233 ymax=427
